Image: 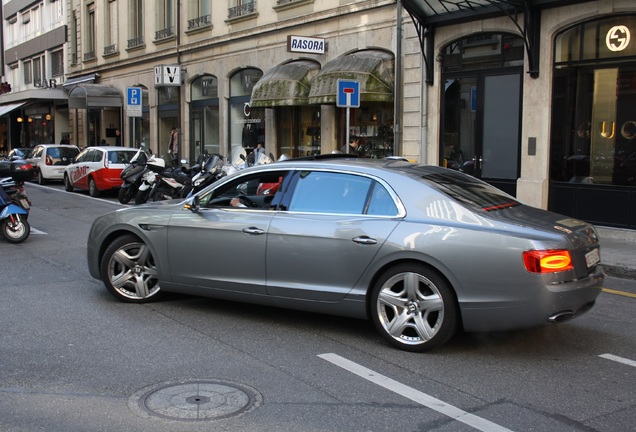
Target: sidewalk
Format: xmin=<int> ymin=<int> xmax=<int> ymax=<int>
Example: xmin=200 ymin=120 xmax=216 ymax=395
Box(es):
xmin=597 ymin=227 xmax=636 ymax=280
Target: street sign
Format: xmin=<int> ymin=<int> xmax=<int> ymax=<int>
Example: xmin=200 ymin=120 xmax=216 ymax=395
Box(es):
xmin=336 ymin=79 xmax=360 ymax=108
xmin=126 ymin=87 xmax=142 ymax=118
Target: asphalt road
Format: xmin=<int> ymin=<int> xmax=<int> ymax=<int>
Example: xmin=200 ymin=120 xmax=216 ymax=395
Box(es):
xmin=1 ymin=183 xmax=635 ymax=432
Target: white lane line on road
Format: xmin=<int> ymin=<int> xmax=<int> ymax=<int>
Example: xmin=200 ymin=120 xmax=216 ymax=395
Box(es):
xmin=31 ymin=227 xmax=47 ymax=235
xmin=318 ymin=353 xmax=514 ymax=432
xmin=599 ymin=353 xmax=636 ymax=368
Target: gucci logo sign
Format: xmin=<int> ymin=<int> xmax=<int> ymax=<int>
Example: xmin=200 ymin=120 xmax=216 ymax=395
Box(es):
xmin=606 ymin=26 xmax=631 ymax=52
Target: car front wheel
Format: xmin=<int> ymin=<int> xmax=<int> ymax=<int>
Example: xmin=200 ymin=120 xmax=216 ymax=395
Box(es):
xmin=100 ymin=234 xmax=161 ymax=303
xmin=370 ymin=263 xmax=458 ymax=352
xmin=64 ymin=174 xmax=74 ymax=192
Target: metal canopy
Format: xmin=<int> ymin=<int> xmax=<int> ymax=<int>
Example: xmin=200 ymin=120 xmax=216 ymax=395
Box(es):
xmin=0 ymin=101 xmax=25 ymax=117
xmin=400 ymin=0 xmax=585 ymax=84
xmin=250 ymin=60 xmax=321 ymax=107
xmin=68 ymin=85 xmax=122 ymax=109
xmin=307 ymin=50 xmax=394 ymax=105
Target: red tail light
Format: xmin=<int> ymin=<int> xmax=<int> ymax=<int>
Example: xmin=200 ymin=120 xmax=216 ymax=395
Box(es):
xmin=17 ymin=163 xmax=34 ymax=170
xmin=523 ymin=250 xmax=573 ymax=273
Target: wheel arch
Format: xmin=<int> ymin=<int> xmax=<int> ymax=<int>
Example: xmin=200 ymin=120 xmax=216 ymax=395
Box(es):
xmin=364 ymin=258 xmax=463 ymax=328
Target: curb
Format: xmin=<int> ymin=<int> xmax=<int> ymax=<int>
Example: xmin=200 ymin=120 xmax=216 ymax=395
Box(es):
xmin=601 ymin=264 xmax=636 ymax=280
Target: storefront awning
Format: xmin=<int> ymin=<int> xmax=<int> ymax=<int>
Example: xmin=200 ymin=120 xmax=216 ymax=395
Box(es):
xmin=62 ymin=73 xmax=100 ymax=89
xmin=250 ymin=60 xmax=321 ymax=107
xmin=307 ymin=50 xmax=394 ymax=105
xmin=400 ymin=0 xmax=582 ymax=83
xmin=0 ymin=101 xmax=25 ymax=117
xmin=68 ymin=84 xmax=122 ymax=109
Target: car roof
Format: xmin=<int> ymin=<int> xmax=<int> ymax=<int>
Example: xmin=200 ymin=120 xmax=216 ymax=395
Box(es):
xmin=83 ymin=146 xmax=137 ymax=151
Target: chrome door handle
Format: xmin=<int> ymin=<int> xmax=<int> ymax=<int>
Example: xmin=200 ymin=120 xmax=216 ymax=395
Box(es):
xmin=353 ymin=236 xmax=377 ymax=245
xmin=242 ymin=227 xmax=265 ymax=235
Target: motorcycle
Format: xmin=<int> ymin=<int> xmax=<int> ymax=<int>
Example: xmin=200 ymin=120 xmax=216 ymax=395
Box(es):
xmin=135 ymin=157 xmax=197 ymax=204
xmin=118 ymin=144 xmax=152 ymax=204
xmin=0 ymin=158 xmax=34 ymax=244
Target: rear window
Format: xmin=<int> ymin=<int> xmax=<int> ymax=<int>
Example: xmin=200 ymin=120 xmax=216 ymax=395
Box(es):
xmin=47 ymin=147 xmax=79 ymax=165
xmin=107 ymin=150 xmax=136 ymax=164
xmin=401 ymin=166 xmax=520 ymax=211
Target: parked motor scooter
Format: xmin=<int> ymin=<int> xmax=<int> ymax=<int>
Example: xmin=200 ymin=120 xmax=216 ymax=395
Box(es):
xmin=118 ymin=144 xmax=152 ymax=204
xmin=135 ymin=154 xmax=167 ymax=204
xmin=184 ymin=154 xmax=225 ymax=198
xmin=0 ymin=158 xmax=34 ymax=244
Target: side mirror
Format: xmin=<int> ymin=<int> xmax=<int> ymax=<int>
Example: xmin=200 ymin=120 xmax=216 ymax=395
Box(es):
xmin=184 ymin=195 xmax=200 ymax=213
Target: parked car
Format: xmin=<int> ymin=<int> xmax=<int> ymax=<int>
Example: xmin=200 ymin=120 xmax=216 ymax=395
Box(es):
xmin=5 ymin=147 xmax=33 ymax=160
xmin=87 ymin=157 xmax=604 ymax=352
xmin=64 ymin=146 xmax=138 ymax=197
xmin=27 ymin=144 xmax=80 ymax=184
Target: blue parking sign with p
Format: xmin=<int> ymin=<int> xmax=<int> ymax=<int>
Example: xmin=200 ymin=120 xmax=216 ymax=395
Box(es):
xmin=128 ymin=87 xmax=141 ymax=106
xmin=127 ymin=87 xmax=142 ymax=117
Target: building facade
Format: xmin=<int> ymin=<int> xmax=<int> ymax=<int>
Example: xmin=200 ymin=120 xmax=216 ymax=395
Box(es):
xmin=0 ymin=0 xmax=69 ymax=153
xmin=1 ymin=0 xmax=635 ymax=230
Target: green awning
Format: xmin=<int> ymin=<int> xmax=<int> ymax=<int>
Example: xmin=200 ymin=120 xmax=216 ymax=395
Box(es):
xmin=250 ymin=60 xmax=321 ymax=107
xmin=68 ymin=84 xmax=122 ymax=109
xmin=307 ymin=50 xmax=394 ymax=105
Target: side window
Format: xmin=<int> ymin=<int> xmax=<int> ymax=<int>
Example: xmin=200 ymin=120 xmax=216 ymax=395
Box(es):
xmin=367 ymin=182 xmax=399 ymax=216
xmin=75 ymin=149 xmax=88 ymax=163
xmin=201 ymin=170 xmax=287 ymax=209
xmin=288 ymin=171 xmax=373 ymax=215
xmin=93 ymin=150 xmax=104 ymax=163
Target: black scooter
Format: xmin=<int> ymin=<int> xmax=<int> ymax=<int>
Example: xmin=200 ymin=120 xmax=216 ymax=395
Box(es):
xmin=118 ymin=145 xmax=152 ymax=204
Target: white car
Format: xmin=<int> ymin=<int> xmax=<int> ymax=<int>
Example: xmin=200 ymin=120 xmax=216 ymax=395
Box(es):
xmin=64 ymin=146 xmax=138 ymax=197
xmin=28 ymin=144 xmax=80 ymax=184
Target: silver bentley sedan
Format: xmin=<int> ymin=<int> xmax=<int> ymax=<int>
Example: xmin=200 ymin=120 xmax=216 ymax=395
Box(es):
xmin=87 ymin=157 xmax=604 ymax=352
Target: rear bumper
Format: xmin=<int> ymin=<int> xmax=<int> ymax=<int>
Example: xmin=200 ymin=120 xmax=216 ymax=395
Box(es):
xmin=460 ymin=266 xmax=604 ymax=332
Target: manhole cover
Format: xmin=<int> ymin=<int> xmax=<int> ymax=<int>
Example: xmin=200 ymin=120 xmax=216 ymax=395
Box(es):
xmin=129 ymin=379 xmax=262 ymax=421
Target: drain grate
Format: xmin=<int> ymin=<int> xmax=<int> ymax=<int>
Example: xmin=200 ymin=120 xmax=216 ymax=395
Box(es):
xmin=129 ymin=379 xmax=262 ymax=421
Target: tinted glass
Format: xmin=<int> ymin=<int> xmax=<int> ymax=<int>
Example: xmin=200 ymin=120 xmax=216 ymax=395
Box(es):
xmin=402 ymin=166 xmax=519 ymax=211
xmin=108 ymin=150 xmax=136 ymax=164
xmin=288 ymin=171 xmax=373 ymax=215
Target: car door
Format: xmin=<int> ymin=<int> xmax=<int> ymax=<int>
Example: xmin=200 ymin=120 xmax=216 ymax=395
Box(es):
xmin=165 ymin=169 xmax=288 ymax=295
xmin=68 ymin=148 xmax=93 ymax=189
xmin=266 ymin=170 xmax=402 ymax=301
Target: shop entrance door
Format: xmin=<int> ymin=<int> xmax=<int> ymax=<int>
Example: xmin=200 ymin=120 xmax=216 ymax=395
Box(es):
xmin=442 ymin=72 xmax=522 ymax=196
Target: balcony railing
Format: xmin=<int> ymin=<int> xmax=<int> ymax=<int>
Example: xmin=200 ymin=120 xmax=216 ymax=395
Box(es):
xmin=155 ymin=27 xmax=174 ymax=40
xmin=127 ymin=35 xmax=144 ymax=49
xmin=188 ymin=14 xmax=211 ymax=30
xmin=104 ymin=44 xmax=118 ymax=55
xmin=228 ymin=2 xmax=256 ymax=19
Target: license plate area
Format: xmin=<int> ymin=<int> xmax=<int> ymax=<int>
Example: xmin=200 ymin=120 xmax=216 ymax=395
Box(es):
xmin=585 ymin=248 xmax=600 ymax=269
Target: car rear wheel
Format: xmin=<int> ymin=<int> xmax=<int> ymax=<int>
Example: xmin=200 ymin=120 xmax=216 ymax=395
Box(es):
xmin=100 ymin=234 xmax=161 ymax=303
xmin=64 ymin=174 xmax=74 ymax=192
xmin=37 ymin=170 xmax=46 ymax=185
xmin=88 ymin=177 xmax=100 ymax=197
xmin=370 ymin=263 xmax=458 ymax=352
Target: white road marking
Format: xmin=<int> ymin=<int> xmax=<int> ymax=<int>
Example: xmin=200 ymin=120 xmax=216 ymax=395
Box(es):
xmin=30 ymin=227 xmax=47 ymax=235
xmin=318 ymin=353 xmax=514 ymax=432
xmin=599 ymin=353 xmax=636 ymax=368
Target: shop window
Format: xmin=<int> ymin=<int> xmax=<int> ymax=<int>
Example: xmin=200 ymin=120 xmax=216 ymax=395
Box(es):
xmin=551 ymin=15 xmax=636 ymax=187
xmin=229 ymin=68 xmax=264 ymax=156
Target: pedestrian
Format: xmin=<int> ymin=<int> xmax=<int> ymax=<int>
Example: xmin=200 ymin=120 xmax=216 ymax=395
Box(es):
xmin=342 ymin=137 xmax=360 ymax=155
xmin=115 ymin=129 xmax=121 ymax=146
xmin=168 ymin=127 xmax=179 ymax=164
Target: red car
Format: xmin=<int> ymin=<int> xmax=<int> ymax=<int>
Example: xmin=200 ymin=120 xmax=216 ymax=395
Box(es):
xmin=63 ymin=146 xmax=138 ymax=197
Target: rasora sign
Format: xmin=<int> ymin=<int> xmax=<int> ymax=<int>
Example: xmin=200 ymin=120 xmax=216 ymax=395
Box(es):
xmin=287 ymin=35 xmax=326 ymax=55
